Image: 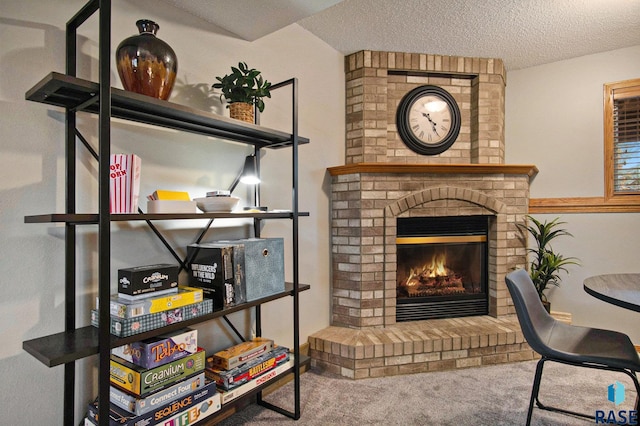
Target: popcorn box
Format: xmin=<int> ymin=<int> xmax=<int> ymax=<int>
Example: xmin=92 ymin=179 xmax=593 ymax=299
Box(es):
xmin=111 ymin=328 xmax=198 ymax=369
xmin=110 ymin=153 xmax=141 ymax=214
xmin=110 ymin=348 xmax=206 ymax=396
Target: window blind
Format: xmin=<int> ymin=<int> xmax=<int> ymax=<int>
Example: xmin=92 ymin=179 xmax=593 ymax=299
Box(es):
xmin=613 ymin=95 xmax=640 ymax=193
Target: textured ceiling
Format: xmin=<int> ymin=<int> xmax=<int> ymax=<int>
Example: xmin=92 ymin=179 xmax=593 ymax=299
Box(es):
xmin=157 ymin=0 xmax=343 ymax=41
xmin=161 ymin=0 xmax=640 ymax=70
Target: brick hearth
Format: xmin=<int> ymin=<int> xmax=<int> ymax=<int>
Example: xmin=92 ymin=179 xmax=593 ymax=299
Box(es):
xmin=309 ymin=315 xmax=534 ymax=378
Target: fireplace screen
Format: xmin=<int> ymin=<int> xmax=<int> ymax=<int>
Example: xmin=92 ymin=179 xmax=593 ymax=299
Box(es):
xmin=396 ymin=216 xmax=489 ymax=321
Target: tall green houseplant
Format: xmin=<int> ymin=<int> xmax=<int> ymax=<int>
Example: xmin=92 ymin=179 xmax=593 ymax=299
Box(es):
xmin=518 ymin=216 xmax=580 ymax=309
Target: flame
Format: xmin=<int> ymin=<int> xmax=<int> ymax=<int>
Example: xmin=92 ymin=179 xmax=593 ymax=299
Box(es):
xmin=404 ymin=253 xmax=452 ymax=286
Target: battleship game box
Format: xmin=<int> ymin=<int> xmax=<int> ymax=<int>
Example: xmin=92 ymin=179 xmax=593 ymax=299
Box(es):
xmin=111 ymin=328 xmax=198 ymax=369
xmin=118 ymin=264 xmax=179 ymax=296
xmin=87 ymin=379 xmax=220 ymax=426
xmin=91 ymin=299 xmax=213 ymax=337
xmin=110 ymin=372 xmax=206 ymax=416
xmin=205 ymin=345 xmax=289 ymax=390
xmin=206 ymin=337 xmax=274 ymax=370
xmin=110 ymin=348 xmax=206 ymax=396
xmin=218 ymin=356 xmax=294 ymax=404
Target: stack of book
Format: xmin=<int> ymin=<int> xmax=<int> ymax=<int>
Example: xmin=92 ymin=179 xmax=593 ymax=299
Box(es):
xmin=91 ymin=264 xmax=213 ymax=337
xmin=85 ymin=328 xmax=221 ymax=425
xmin=205 ymin=338 xmax=295 ymax=404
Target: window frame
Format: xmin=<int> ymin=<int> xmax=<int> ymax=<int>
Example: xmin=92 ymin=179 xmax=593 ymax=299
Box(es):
xmin=604 ymin=78 xmax=640 ymax=202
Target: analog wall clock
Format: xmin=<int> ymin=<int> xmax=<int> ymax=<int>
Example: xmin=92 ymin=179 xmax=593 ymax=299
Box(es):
xmin=396 ymin=85 xmax=461 ymax=155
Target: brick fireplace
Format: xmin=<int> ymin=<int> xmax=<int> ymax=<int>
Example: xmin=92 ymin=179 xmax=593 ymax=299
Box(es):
xmin=308 ymin=50 xmax=539 ymax=379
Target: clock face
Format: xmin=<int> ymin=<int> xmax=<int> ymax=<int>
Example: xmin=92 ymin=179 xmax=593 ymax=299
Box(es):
xmin=396 ymin=85 xmax=461 ymax=155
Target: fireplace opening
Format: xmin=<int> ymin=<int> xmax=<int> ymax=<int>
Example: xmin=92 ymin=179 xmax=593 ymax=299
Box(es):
xmin=396 ymin=215 xmax=489 ymax=321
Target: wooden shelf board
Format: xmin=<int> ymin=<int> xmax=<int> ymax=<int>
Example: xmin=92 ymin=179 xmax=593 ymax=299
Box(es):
xmin=23 ymin=283 xmax=310 ymax=368
xmin=26 ymin=72 xmax=309 ymax=148
xmin=24 ymin=211 xmax=310 ymax=224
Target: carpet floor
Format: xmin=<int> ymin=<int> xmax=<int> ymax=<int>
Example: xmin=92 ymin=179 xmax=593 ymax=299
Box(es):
xmin=217 ymin=360 xmax=639 ymax=425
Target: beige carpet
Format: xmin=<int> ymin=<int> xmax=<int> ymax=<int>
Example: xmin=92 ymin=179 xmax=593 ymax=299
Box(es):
xmin=218 ymin=360 xmax=639 ymax=425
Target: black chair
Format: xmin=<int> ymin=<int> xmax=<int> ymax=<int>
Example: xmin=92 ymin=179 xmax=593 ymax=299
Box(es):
xmin=505 ymin=269 xmax=640 ymax=425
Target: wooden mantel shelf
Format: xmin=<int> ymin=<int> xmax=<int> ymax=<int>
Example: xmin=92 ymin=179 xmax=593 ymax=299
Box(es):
xmin=327 ymin=162 xmax=538 ymax=177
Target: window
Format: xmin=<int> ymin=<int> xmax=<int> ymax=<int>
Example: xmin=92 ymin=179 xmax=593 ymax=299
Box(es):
xmin=604 ymin=78 xmax=640 ymax=200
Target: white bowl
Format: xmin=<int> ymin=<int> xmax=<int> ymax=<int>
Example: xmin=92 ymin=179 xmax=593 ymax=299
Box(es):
xmin=194 ymin=196 xmax=240 ymax=213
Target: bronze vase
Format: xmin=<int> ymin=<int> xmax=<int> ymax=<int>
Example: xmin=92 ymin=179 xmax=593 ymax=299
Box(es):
xmin=116 ymin=20 xmax=177 ymax=101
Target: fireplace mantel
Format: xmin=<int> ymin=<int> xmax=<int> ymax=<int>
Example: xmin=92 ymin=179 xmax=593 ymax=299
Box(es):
xmin=328 ymin=163 xmax=538 ymax=177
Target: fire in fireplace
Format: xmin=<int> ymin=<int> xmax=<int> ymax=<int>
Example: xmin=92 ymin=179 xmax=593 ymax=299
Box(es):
xmin=396 ymin=216 xmax=489 ymax=321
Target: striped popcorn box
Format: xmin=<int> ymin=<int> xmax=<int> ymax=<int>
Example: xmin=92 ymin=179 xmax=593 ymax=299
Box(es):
xmin=110 ymin=154 xmax=141 ymax=213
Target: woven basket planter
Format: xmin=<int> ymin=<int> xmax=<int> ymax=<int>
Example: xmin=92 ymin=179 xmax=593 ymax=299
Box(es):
xmin=229 ymin=102 xmax=254 ymax=123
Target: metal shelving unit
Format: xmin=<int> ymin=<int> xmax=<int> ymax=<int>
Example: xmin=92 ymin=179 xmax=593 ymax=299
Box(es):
xmin=22 ymin=1 xmax=308 ymax=424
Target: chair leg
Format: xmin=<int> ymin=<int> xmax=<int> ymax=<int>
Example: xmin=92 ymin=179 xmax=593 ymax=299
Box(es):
xmin=526 ymin=358 xmax=546 ymax=426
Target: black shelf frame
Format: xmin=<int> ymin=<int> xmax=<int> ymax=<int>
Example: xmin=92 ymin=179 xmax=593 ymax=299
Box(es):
xmin=22 ymin=1 xmax=307 ymax=425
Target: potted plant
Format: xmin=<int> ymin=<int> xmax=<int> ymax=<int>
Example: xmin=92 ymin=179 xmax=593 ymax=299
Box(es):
xmin=212 ymin=62 xmax=271 ymax=123
xmin=518 ymin=215 xmax=580 ymax=312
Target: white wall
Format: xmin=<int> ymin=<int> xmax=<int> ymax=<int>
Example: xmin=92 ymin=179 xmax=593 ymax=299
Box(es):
xmin=0 ymin=0 xmax=344 ymax=423
xmin=506 ymin=45 xmax=640 ymax=344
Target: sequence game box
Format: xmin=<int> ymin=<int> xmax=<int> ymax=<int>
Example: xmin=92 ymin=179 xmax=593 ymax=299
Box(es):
xmin=88 ymin=380 xmax=220 ymax=426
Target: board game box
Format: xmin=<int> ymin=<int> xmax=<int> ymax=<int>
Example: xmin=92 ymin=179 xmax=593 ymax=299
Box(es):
xmin=110 ymin=372 xmax=206 ymax=416
xmin=205 ymin=345 xmax=289 ymax=390
xmin=91 ymin=299 xmax=213 ymax=337
xmin=111 ymin=328 xmax=198 ymax=369
xmin=118 ymin=264 xmax=179 ymax=296
xmin=217 ymin=356 xmax=294 ymax=404
xmin=87 ymin=379 xmax=220 ymax=426
xmin=110 ymin=348 xmax=206 ymax=396
xmin=109 ymin=286 xmax=203 ymax=319
xmin=206 ymin=337 xmax=274 ymax=371
xmin=187 ymin=243 xmax=237 ymax=311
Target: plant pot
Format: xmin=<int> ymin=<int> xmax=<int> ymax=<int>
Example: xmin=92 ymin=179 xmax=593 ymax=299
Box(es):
xmin=542 ymin=300 xmax=551 ymax=314
xmin=116 ymin=20 xmax=177 ymax=100
xmin=229 ymin=102 xmax=254 ymax=123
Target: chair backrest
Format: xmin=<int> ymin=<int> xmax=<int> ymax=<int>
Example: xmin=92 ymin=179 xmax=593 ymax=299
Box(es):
xmin=505 ymin=269 xmax=557 ymax=357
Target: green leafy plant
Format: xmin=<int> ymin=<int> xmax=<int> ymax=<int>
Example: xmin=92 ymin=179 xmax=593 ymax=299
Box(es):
xmin=518 ymin=215 xmax=580 ymax=305
xmin=212 ymin=62 xmax=271 ymax=112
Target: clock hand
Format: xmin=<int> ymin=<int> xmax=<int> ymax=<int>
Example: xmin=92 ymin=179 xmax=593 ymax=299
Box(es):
xmin=422 ymin=113 xmax=439 ymax=136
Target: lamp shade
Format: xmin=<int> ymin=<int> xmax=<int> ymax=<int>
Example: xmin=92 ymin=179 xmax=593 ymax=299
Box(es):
xmin=239 ymin=155 xmax=260 ymax=185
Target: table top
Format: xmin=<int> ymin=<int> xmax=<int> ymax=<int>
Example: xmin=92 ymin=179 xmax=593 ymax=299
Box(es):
xmin=583 ymin=273 xmax=640 ymax=313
